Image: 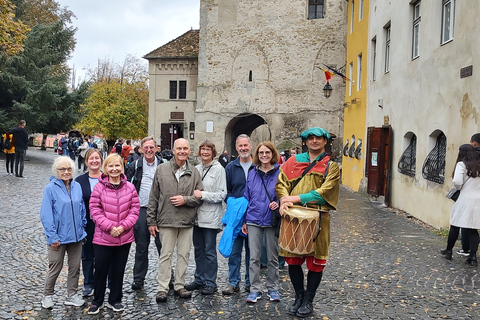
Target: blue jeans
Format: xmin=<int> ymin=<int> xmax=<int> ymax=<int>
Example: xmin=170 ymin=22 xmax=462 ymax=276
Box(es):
xmin=193 ymin=226 xmax=218 ymax=287
xmin=82 ymin=217 xmax=95 ymax=289
xmin=228 ymin=235 xmax=250 ymax=287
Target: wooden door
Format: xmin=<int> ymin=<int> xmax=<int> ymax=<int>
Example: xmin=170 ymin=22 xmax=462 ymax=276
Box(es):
xmin=366 ymin=126 xmax=392 ymax=199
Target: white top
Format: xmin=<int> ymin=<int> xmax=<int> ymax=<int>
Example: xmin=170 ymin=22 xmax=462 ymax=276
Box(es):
xmin=450 ymin=161 xmax=480 ymax=229
xmin=139 ymin=157 xmax=157 ymax=207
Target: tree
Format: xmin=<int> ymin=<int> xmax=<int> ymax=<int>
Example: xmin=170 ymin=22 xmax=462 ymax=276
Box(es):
xmin=0 ymin=0 xmax=85 ymax=136
xmin=0 ymin=0 xmax=29 ymax=57
xmin=75 ymin=79 xmax=148 ymax=140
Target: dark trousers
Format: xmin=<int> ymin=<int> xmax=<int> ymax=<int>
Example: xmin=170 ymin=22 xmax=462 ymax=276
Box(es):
xmin=193 ymin=225 xmax=218 ymax=287
xmin=447 ymin=226 xmax=479 ymax=256
xmin=14 ymin=149 xmax=26 ymax=177
xmin=6 ymin=153 xmax=14 ymax=173
xmin=82 ymin=218 xmax=95 ymax=289
xmin=78 ymin=155 xmax=85 ymax=170
xmin=133 ymin=207 xmax=162 ymax=284
xmin=93 ymin=243 xmax=131 ymax=305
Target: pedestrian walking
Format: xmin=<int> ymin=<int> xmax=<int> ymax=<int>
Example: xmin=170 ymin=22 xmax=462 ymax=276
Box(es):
xmin=147 ymin=138 xmax=203 ymax=303
xmin=8 ymin=120 xmax=28 ymax=178
xmin=3 ymin=132 xmax=15 ymax=175
xmin=40 ymin=156 xmax=87 ymax=309
xmin=87 ymin=154 xmax=139 ymax=314
xmin=243 ymin=141 xmax=281 ymax=303
xmin=77 ymin=138 xmax=89 ymax=171
xmin=276 ymin=127 xmax=340 ymax=318
xmin=441 ymin=144 xmax=480 ymax=266
xmin=74 ymin=148 xmax=103 ymax=297
xmin=185 ymin=140 xmax=226 ymax=295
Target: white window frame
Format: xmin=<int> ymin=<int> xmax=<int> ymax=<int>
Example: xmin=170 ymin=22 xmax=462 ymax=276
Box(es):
xmin=350 ymin=0 xmax=354 ymax=34
xmin=359 ymin=0 xmax=364 ymax=21
xmin=412 ymin=1 xmax=420 ymax=59
xmin=349 ymin=62 xmax=353 ymax=96
xmin=357 ymin=53 xmax=362 ymax=91
xmin=384 ymin=24 xmax=391 ymax=73
xmin=372 ymin=37 xmax=377 ymax=81
xmin=441 ymin=0 xmax=454 ymax=44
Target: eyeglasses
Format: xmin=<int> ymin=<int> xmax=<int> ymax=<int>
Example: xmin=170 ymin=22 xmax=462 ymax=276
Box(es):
xmin=258 ymin=151 xmax=272 ymax=155
xmin=58 ymin=167 xmax=73 ymax=172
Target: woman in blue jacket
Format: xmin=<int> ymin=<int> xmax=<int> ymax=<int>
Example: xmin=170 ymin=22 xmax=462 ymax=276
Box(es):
xmin=40 ymin=156 xmax=87 ymax=309
xmin=242 ymin=141 xmax=281 ymax=303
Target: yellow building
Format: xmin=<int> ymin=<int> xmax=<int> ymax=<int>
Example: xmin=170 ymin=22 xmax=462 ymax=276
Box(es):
xmin=342 ymin=0 xmax=369 ymax=192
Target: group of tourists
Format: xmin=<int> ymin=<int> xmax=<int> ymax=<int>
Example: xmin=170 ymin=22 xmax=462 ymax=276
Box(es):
xmin=38 ymin=127 xmax=340 ymax=318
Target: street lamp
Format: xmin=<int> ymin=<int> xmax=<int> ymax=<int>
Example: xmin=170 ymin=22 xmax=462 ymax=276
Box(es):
xmin=323 ymin=81 xmax=333 ymax=98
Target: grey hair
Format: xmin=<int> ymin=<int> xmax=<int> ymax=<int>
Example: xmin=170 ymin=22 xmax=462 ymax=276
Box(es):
xmin=141 ymin=135 xmax=155 ymax=147
xmin=236 ymin=134 xmax=251 ymax=144
xmin=52 ymin=156 xmax=76 ymax=179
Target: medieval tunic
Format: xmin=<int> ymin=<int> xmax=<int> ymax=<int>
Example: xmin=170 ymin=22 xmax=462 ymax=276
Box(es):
xmin=275 ymin=152 xmax=340 ymax=260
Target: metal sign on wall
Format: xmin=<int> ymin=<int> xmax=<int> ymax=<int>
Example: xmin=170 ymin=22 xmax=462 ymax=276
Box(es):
xmin=460 ymin=65 xmax=473 ymax=79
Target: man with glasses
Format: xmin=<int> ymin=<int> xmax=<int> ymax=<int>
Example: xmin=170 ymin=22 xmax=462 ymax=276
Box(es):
xmin=126 ymin=136 xmax=165 ymax=291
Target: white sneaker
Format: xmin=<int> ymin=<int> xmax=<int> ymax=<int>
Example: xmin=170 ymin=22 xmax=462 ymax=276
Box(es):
xmin=64 ymin=294 xmax=85 ymax=307
xmin=41 ymin=295 xmax=54 ymax=309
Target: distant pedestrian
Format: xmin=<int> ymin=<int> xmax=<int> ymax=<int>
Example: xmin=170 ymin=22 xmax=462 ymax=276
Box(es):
xmin=53 ymin=137 xmax=58 ymax=153
xmin=77 ymin=138 xmax=89 ymax=171
xmin=40 ymin=156 xmax=87 ymax=309
xmin=441 ymin=144 xmax=480 ymax=266
xmin=60 ymin=134 xmax=68 ymax=156
xmin=3 ymin=133 xmax=15 ymax=175
xmin=161 ymin=145 xmax=173 ymax=161
xmin=121 ymin=139 xmax=133 ymax=166
xmin=219 ymin=150 xmax=229 ymax=168
xmin=8 ymin=120 xmax=29 ymax=178
xmin=88 ymin=154 xmax=139 ymax=314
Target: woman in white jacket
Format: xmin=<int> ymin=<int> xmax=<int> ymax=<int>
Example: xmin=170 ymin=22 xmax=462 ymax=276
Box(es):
xmin=185 ymin=140 xmax=227 ymax=295
xmin=441 ymin=144 xmax=480 ymax=266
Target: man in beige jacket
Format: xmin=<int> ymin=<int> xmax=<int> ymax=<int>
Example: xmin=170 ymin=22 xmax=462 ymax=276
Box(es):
xmin=147 ymin=138 xmax=203 ymax=302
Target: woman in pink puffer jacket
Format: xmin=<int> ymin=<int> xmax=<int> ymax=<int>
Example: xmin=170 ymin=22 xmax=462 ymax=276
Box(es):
xmin=88 ymin=154 xmax=139 ymax=314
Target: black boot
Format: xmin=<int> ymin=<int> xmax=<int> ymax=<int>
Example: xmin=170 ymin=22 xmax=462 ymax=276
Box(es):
xmin=296 ymin=292 xmax=315 ymax=318
xmin=466 ymin=255 xmax=478 ymax=266
xmin=440 ymin=249 xmax=452 ymax=260
xmin=288 ymin=290 xmax=304 ymax=315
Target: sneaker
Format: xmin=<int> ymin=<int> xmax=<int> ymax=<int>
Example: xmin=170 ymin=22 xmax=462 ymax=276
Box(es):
xmin=106 ymin=302 xmax=125 ymax=312
xmin=457 ymin=249 xmax=470 ymax=256
xmin=246 ymin=292 xmax=262 ymax=303
xmin=64 ymin=294 xmax=85 ymax=307
xmin=222 ymin=285 xmax=240 ymax=295
xmin=83 ymin=287 xmax=94 ymax=297
xmin=185 ymin=282 xmax=203 ymax=291
xmin=88 ymin=303 xmax=104 ymax=315
xmin=267 ymin=290 xmax=281 ymax=301
xmin=201 ymin=286 xmax=218 ymax=295
xmin=41 ymin=295 xmax=54 ymax=309
xmin=131 ymin=281 xmax=144 ymax=290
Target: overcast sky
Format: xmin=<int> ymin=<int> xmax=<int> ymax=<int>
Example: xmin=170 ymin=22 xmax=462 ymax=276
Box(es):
xmin=55 ymin=0 xmax=200 ymax=84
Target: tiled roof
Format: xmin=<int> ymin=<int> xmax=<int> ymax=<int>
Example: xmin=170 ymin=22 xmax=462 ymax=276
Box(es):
xmin=143 ymin=29 xmax=199 ymax=59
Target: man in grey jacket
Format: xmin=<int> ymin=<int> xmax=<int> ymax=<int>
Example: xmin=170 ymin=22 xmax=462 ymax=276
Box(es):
xmin=147 ymin=138 xmax=203 ymax=302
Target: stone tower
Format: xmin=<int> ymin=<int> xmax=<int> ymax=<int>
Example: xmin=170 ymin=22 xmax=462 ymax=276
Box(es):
xmin=195 ymin=0 xmax=347 ymax=156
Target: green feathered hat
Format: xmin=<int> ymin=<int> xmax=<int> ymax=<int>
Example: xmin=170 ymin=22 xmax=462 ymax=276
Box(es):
xmin=300 ymin=127 xmax=331 ymax=140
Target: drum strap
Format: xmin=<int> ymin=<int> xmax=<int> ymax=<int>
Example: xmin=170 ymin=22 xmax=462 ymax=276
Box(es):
xmin=291 ymin=153 xmax=329 ymax=191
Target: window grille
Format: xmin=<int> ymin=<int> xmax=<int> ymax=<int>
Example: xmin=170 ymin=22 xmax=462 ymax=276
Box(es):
xmin=422 ymin=133 xmax=446 ymax=184
xmin=398 ymin=135 xmax=416 ymax=177
xmin=308 ymin=0 xmax=324 ymax=19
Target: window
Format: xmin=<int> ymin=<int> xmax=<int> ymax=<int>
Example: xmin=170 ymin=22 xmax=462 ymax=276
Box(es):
xmin=169 ymin=81 xmax=187 ymax=100
xmin=412 ymin=1 xmax=420 ymax=59
xmin=357 ymin=53 xmax=362 ymax=91
xmin=350 ymin=0 xmax=354 ymax=33
xmin=441 ymin=0 xmax=454 ymax=44
xmin=359 ymin=0 xmax=364 ymax=21
xmin=371 ymin=37 xmax=377 ymax=81
xmin=398 ymin=134 xmax=417 ymax=177
xmin=422 ymin=132 xmax=446 ymax=184
xmin=308 ymin=0 xmax=324 ymax=19
xmin=349 ymin=62 xmax=353 ymax=96
xmin=384 ymin=24 xmax=391 ymax=73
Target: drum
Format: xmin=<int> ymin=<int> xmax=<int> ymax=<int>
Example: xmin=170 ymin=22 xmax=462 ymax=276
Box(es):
xmin=279 ymin=205 xmax=325 ymax=255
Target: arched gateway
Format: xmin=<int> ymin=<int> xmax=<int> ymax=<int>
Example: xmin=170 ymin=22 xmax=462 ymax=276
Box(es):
xmin=225 ymin=113 xmax=270 ymax=157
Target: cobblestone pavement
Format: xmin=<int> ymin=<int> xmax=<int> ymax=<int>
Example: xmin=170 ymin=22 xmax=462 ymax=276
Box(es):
xmin=1 ymin=149 xmax=480 ymax=319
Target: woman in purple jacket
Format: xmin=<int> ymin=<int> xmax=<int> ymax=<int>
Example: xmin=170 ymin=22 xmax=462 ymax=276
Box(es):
xmin=241 ymin=141 xmax=281 ymax=303
xmin=87 ymin=154 xmax=139 ymax=314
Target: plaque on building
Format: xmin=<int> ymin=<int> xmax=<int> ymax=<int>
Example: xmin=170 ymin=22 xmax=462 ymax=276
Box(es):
xmin=170 ymin=112 xmax=184 ymax=120
xmin=206 ymin=121 xmax=214 ymax=133
xmin=460 ymin=65 xmax=473 ymax=79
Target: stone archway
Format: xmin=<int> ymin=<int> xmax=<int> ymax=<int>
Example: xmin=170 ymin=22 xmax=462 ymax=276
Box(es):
xmin=225 ymin=113 xmax=270 ymax=157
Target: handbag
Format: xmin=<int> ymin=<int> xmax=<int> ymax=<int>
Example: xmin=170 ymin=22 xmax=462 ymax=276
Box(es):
xmin=446 ymin=188 xmax=460 ymax=202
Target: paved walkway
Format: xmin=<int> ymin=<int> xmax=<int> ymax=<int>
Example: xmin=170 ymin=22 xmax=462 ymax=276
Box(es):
xmin=0 ymin=149 xmax=479 ymax=319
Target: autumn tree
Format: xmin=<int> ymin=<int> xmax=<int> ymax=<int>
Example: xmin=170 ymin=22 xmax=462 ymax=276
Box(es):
xmin=0 ymin=0 xmax=29 ymax=58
